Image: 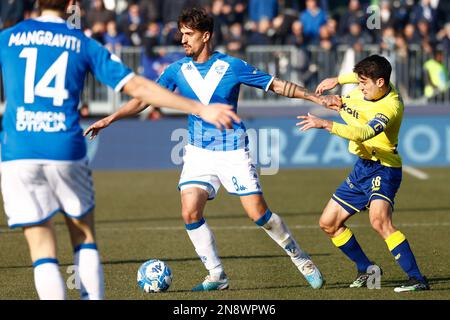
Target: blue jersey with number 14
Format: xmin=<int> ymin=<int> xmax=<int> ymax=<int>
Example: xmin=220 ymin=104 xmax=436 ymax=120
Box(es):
xmin=0 ymin=16 xmax=134 ymax=162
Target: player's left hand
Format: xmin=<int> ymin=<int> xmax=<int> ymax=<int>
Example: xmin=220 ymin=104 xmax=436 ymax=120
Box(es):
xmin=83 ymin=117 xmax=112 ymax=140
xmin=315 ymin=77 xmax=339 ymax=95
xmin=296 ymin=113 xmax=326 ymax=131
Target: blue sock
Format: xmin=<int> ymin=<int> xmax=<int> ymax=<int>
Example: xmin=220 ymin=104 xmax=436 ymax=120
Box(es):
xmin=332 ymin=228 xmax=372 ymax=272
xmin=386 ymin=231 xmax=424 ymax=282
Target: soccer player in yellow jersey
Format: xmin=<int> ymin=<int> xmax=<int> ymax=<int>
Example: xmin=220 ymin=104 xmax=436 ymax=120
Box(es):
xmin=297 ymin=55 xmax=429 ymax=292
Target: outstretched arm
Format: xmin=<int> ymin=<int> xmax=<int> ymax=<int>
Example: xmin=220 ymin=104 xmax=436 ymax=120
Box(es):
xmin=83 ymin=98 xmax=147 ymax=140
xmin=269 ymin=78 xmax=320 ymax=103
xmin=122 ymin=76 xmax=240 ymax=127
xmin=296 ymin=113 xmax=385 ymax=143
xmin=269 ymin=78 xmax=342 ymax=111
xmin=84 ymin=75 xmax=241 ymax=139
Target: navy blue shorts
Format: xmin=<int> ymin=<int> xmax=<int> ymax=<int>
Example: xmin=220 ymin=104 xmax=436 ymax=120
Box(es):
xmin=332 ymin=158 xmax=402 ymax=215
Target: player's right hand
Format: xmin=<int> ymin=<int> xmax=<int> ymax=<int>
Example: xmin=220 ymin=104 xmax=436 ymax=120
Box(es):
xmin=83 ymin=117 xmax=112 ymax=140
xmin=315 ymin=77 xmax=339 ymax=95
xmin=199 ymin=104 xmax=241 ymax=130
xmin=296 ymin=113 xmax=326 ymax=131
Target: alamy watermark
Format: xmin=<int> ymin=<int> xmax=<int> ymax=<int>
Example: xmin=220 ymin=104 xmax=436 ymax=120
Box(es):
xmin=171 ymin=126 xmax=281 ymax=175
xmin=66 ymin=265 xmax=81 ymax=290
xmin=366 ymin=265 xmax=382 ymax=289
xmin=66 ymin=4 xmax=82 ymax=30
xmin=366 ymin=5 xmax=381 ymax=30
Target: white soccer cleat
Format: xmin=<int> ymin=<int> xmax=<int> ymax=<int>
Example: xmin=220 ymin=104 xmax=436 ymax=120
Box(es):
xmin=296 ymin=259 xmax=324 ymax=289
xmin=192 ymin=272 xmax=229 ymax=291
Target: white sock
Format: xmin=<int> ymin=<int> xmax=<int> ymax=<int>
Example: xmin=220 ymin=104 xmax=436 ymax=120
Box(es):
xmin=33 ymin=258 xmax=66 ymax=300
xmin=74 ymin=244 xmax=104 ymax=300
xmin=256 ymin=210 xmax=309 ymax=266
xmin=186 ymin=218 xmax=224 ymax=277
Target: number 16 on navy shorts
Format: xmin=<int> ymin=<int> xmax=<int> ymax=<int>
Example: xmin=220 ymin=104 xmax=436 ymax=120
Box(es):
xmin=332 ymin=158 xmax=402 ymax=215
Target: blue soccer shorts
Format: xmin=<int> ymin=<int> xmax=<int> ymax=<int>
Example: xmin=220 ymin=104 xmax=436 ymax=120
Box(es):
xmin=332 ymin=158 xmax=402 ymax=215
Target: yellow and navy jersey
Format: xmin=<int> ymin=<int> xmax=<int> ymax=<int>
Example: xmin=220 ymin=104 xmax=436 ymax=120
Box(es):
xmin=331 ymin=73 xmax=404 ymax=168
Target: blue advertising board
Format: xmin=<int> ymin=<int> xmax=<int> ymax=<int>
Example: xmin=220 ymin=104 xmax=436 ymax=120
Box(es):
xmin=83 ymin=115 xmax=450 ymax=170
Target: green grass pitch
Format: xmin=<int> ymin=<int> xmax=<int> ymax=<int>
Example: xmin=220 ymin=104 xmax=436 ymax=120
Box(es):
xmin=0 ymin=168 xmax=449 ymax=300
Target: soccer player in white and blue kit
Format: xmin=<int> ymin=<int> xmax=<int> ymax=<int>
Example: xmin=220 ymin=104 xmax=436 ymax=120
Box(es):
xmin=88 ymin=8 xmax=338 ymax=291
xmin=0 ymin=0 xmax=239 ymax=300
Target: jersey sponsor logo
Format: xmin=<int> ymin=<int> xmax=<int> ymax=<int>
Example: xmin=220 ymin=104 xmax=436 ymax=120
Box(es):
xmin=16 ymin=107 xmax=67 ymax=132
xmin=342 ymin=104 xmax=359 ymax=119
xmin=8 ymin=31 xmax=81 ymax=53
xmin=181 ymin=59 xmax=230 ymax=105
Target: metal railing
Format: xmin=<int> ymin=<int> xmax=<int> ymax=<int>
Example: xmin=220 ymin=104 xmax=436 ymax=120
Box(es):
xmin=1 ymin=45 xmax=449 ymax=115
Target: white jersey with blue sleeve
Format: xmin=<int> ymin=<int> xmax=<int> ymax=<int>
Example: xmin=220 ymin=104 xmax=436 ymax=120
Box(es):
xmin=157 ymin=51 xmax=274 ymax=151
xmin=0 ymin=16 xmax=134 ymax=162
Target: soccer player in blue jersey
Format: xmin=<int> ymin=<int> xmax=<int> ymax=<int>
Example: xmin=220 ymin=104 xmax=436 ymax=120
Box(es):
xmin=86 ymin=8 xmax=342 ymax=291
xmin=297 ymin=55 xmax=429 ymax=292
xmin=0 ymin=0 xmax=239 ymax=300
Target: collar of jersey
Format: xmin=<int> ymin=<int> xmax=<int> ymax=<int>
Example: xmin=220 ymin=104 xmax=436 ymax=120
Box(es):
xmin=190 ymin=51 xmax=220 ymax=66
xmin=363 ymin=86 xmax=392 ymax=102
xmin=34 ymin=15 xmax=66 ymax=24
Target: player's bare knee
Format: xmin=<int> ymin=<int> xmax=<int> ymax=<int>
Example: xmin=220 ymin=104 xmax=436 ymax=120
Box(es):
xmin=319 ymin=216 xmax=337 ymax=235
xmin=319 ymin=221 xmax=338 ymax=236
xmin=240 ymin=194 xmax=268 ymax=222
xmin=245 ymin=207 xmax=267 ymax=222
xmin=181 ymin=207 xmax=203 ymax=224
xmin=370 ymin=216 xmax=392 ymax=237
xmin=23 ymin=223 xmax=58 ymax=261
xmin=66 ymin=216 xmax=96 ymax=246
xmin=70 ymin=227 xmax=95 ymax=246
xmin=370 ymin=218 xmax=382 ymax=233
xmin=319 ymin=207 xmax=340 ymax=234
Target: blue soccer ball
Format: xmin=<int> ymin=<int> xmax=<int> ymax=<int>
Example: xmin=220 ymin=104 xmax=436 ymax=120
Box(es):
xmin=137 ymin=259 xmax=173 ymax=293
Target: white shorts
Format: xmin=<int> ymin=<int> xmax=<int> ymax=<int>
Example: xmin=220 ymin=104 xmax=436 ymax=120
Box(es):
xmin=178 ymin=144 xmax=262 ymax=199
xmin=1 ymin=160 xmax=95 ymax=228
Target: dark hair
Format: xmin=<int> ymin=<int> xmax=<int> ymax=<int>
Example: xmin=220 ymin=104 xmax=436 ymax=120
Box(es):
xmin=38 ymin=0 xmax=71 ymax=12
xmin=353 ymin=55 xmax=392 ymax=83
xmin=177 ymin=7 xmax=214 ymax=34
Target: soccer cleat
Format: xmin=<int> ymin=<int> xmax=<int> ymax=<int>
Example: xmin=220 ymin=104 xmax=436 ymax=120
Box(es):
xmin=349 ymin=271 xmax=371 ymax=288
xmin=349 ymin=264 xmax=383 ymax=288
xmin=192 ymin=273 xmax=229 ymax=291
xmin=394 ymin=277 xmax=430 ymax=293
xmin=297 ymin=259 xmax=324 ymax=289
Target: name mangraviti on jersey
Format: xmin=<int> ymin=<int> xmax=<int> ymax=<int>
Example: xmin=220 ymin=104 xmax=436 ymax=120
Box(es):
xmin=8 ymin=31 xmax=81 ymax=53
xmin=16 ymin=107 xmax=67 ymax=133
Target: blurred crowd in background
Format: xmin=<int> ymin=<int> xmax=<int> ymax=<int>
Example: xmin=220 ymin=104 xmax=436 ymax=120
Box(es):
xmin=0 ymin=0 xmax=449 ymax=107
xmin=1 ymin=1 xmax=449 ymax=53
